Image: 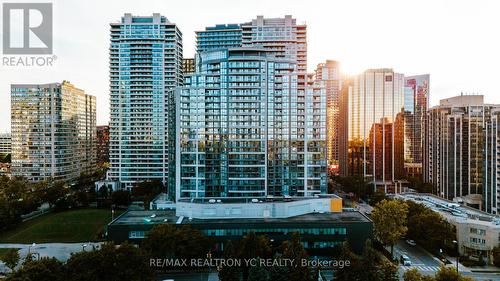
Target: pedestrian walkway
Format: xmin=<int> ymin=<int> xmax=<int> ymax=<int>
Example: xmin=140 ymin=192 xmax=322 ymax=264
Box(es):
xmin=401 ymin=265 xmax=441 ymax=272
xmin=0 ymin=242 xmax=101 ymax=262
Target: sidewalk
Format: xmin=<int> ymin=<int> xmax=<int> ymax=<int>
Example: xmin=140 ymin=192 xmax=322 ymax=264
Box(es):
xmin=442 ymin=254 xmax=471 ymax=273
xmin=468 ymin=264 xmax=500 ymax=273
xmin=0 ymin=242 xmax=102 ymax=262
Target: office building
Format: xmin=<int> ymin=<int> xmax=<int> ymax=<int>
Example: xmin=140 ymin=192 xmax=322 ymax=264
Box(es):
xmin=0 ymin=133 xmax=11 ymax=154
xmin=484 ymin=108 xmax=500 ymax=214
xmin=315 ymin=61 xmax=342 ymax=172
xmin=196 ymin=24 xmax=242 ymax=53
xmin=404 ymin=75 xmax=430 ymax=179
xmin=242 ymin=15 xmax=307 ymax=72
xmin=11 ymin=81 xmax=96 ymax=182
xmin=96 ymin=125 xmax=110 ymax=166
xmin=425 ymin=95 xmax=499 ymax=211
xmin=108 ymin=14 xmax=183 ymax=191
xmin=339 ymin=69 xmax=405 ymax=192
xmin=107 ymin=196 xmax=373 ymax=255
xmin=182 ymin=58 xmax=195 ymax=75
xmin=176 ymin=48 xmax=326 ymax=199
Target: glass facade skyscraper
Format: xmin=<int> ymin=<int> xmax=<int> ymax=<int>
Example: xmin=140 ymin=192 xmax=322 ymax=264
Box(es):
xmin=11 ymin=82 xmax=96 ymax=182
xmin=315 ymin=60 xmax=342 ymax=172
xmin=196 ymin=24 xmax=242 ymax=52
xmin=108 ymin=14 xmax=183 ymax=190
xmin=404 ymin=75 xmax=430 ymax=178
xmin=339 ymin=69 xmax=405 ymax=192
xmin=176 ymin=48 xmax=326 ymax=199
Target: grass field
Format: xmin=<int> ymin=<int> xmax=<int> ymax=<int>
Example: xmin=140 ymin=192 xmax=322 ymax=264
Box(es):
xmin=0 ymin=209 xmax=121 ymax=243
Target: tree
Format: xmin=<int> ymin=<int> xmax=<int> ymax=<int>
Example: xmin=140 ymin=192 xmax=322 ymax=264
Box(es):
xmin=493 ymin=246 xmax=500 ymax=267
xmin=406 ymin=201 xmax=455 ymax=254
xmin=37 ymin=181 xmax=68 ymax=208
xmin=358 ymin=240 xmax=379 ymax=280
xmin=247 ymin=258 xmax=270 ymax=281
xmin=280 ymin=233 xmax=311 ymax=281
xmin=371 ymin=199 xmax=409 ymax=257
xmin=75 ymin=190 xmax=89 ymax=207
xmin=237 ymin=232 xmax=272 ymax=281
xmin=334 ymin=242 xmax=361 ymax=281
xmin=435 ymin=266 xmax=476 ymax=281
xmin=65 ymin=242 xmax=154 ymax=281
xmin=0 ymin=177 xmax=42 ymax=230
xmin=218 ymin=240 xmax=241 ymax=281
xmin=406 ymin=177 xmax=433 ymax=193
xmin=132 ymin=180 xmax=164 ymax=209
xmin=370 ymin=191 xmax=387 ymax=206
xmin=238 ymin=232 xmax=272 ymax=260
xmin=1 ymin=248 xmax=19 ymax=271
xmin=111 ymin=190 xmax=130 ymax=206
xmin=6 ymin=257 xmax=64 ymax=281
xmin=268 ymin=253 xmax=290 ymax=281
xmin=98 ymin=184 xmax=110 ymax=198
xmin=142 ymin=224 xmax=212 ymax=261
xmin=333 ymin=175 xmax=371 ymax=199
xmin=403 ymin=268 xmax=435 ymax=281
xmin=376 ymin=260 xmax=399 ymax=281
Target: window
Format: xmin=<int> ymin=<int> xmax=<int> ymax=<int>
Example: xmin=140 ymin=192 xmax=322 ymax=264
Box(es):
xmin=129 ymin=230 xmax=145 ymax=239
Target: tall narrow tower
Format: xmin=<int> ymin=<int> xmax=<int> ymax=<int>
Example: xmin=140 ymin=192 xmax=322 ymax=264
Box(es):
xmin=108 ymin=14 xmax=183 ymax=192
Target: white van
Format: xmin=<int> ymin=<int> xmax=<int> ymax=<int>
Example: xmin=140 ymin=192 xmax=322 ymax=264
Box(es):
xmin=400 ymin=255 xmax=412 ymax=266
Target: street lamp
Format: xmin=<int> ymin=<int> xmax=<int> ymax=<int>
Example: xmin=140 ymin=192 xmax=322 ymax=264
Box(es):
xmin=453 ymin=240 xmax=459 ymax=274
xmin=27 ymin=243 xmax=40 ymax=261
xmin=28 ymin=242 xmax=36 ymax=254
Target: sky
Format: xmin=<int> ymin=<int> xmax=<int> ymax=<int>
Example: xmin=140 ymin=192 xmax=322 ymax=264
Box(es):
xmin=0 ymin=0 xmax=499 ymax=132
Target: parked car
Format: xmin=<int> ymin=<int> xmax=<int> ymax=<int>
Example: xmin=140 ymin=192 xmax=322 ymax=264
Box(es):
xmin=406 ymin=239 xmax=417 ymax=246
xmin=400 ymin=255 xmax=412 ymax=266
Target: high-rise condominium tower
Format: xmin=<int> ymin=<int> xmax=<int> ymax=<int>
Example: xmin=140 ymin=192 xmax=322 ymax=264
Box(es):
xmin=241 ymin=15 xmax=307 ymax=72
xmin=484 ymin=108 xmax=500 ymax=214
xmin=196 ymin=24 xmax=242 ymax=52
xmin=316 ymin=60 xmax=342 ymax=172
xmin=196 ymin=16 xmax=307 ymax=73
xmin=426 ymin=95 xmax=500 ymax=212
xmin=108 ymin=14 xmax=183 ymax=191
xmin=176 ymin=48 xmax=326 ymax=199
xmin=404 ymin=75 xmax=430 ymax=179
xmin=11 ymin=82 xmax=96 ymax=182
xmin=339 ymin=69 xmax=405 ymax=192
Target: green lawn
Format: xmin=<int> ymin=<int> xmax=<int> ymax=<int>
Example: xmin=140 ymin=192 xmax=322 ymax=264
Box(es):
xmin=0 ymin=209 xmax=121 ymax=243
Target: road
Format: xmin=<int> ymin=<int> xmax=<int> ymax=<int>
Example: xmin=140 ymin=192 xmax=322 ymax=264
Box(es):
xmin=393 ymin=240 xmax=500 ymax=280
xmin=394 ymin=239 xmax=441 ymax=270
